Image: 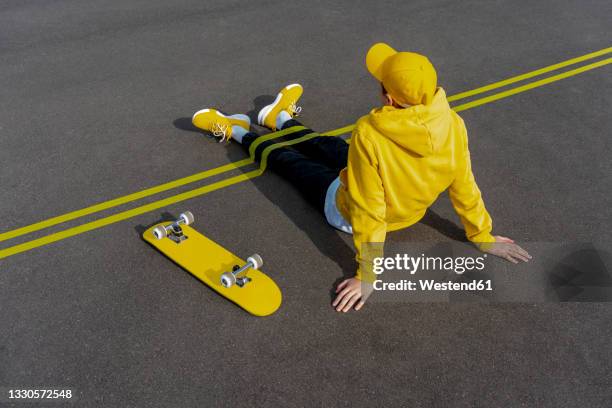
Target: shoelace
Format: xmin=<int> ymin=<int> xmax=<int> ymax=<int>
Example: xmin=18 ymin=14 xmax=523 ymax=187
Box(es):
xmin=211 ymin=122 xmax=230 ymax=143
xmin=288 ymin=101 xmax=302 ymax=117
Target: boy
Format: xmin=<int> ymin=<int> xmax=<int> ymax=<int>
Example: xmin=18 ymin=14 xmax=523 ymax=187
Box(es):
xmin=192 ymin=43 xmax=531 ymax=313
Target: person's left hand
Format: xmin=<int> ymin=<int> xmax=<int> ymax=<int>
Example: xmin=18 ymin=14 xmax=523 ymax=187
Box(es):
xmin=332 ymin=278 xmax=370 ymax=312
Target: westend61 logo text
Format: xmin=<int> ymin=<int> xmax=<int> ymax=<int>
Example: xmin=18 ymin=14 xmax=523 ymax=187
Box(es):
xmin=373 ymin=254 xmax=487 ymax=275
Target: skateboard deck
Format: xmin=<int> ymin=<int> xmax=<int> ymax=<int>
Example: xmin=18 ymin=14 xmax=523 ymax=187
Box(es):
xmin=143 ymin=219 xmax=281 ymax=316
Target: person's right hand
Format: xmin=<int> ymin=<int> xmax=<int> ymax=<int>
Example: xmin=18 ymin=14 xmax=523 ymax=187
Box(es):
xmin=481 ymin=235 xmax=532 ymax=263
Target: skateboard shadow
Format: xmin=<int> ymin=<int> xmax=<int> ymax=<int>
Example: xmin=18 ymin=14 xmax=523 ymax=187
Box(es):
xmin=134 ymin=211 xmax=177 ymax=236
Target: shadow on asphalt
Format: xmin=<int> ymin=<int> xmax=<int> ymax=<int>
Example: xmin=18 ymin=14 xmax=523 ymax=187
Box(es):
xmin=172 ymin=94 xmax=277 ymax=139
xmin=420 ymin=210 xmax=468 ymax=243
xmin=170 ymin=95 xmax=469 ymax=302
xmin=173 ymin=117 xmax=219 ymax=143
xmin=244 ymin=94 xmax=275 ymax=124
xmin=188 ymin=94 xmax=469 ymax=303
xmin=133 ymin=211 xmax=177 ymax=237
xmin=225 ymin=164 xmax=356 ymax=303
xmin=172 ymin=117 xmax=199 ymax=133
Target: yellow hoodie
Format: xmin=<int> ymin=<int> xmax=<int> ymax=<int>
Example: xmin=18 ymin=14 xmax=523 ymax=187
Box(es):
xmin=336 ymin=87 xmax=495 ymax=280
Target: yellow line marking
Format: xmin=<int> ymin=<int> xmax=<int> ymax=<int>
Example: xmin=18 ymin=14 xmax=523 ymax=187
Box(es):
xmin=452 ymin=57 xmax=611 ymax=112
xmin=0 ymin=126 xmax=306 ymax=243
xmin=1 ymin=47 xmax=610 ymax=254
xmin=332 ymin=58 xmax=612 ymax=142
xmin=0 ymin=159 xmax=248 ymax=242
xmin=0 ymin=132 xmax=322 ymax=259
xmin=0 ymin=172 xmax=259 ymax=259
xmin=324 ymin=124 xmax=356 ymax=137
xmin=2 ymin=47 xmax=609 ymax=244
xmin=248 ymin=126 xmax=306 ymax=158
xmin=447 ymin=47 xmax=612 ymax=102
xmin=1 ymin=55 xmax=609 ymax=260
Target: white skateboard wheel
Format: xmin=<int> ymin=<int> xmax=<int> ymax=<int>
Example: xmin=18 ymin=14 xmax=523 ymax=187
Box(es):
xmin=152 ymin=226 xmax=167 ymax=240
xmin=247 ymin=254 xmax=263 ymax=270
xmin=220 ymin=272 xmax=236 ymax=288
xmin=180 ymin=211 xmax=194 ymax=225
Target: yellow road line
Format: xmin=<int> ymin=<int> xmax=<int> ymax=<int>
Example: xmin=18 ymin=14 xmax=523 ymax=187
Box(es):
xmin=1 ymin=48 xmax=608 ymax=243
xmin=325 ymin=124 xmax=356 ymax=137
xmin=0 ymin=132 xmax=322 ymax=259
xmin=1 ymin=47 xmax=609 ymax=246
xmin=324 ymin=57 xmax=612 ymax=142
xmin=1 ymin=48 xmax=609 ymax=245
xmin=0 ymin=159 xmax=248 ymax=242
xmin=0 ymin=172 xmax=259 ymax=259
xmin=447 ymin=46 xmax=612 ymax=102
xmin=1 ymin=55 xmax=609 ymax=260
xmin=452 ymin=57 xmax=611 ymax=112
xmin=0 ymin=126 xmax=306 ymax=243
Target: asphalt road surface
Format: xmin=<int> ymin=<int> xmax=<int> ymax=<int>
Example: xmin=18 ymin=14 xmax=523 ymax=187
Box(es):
xmin=1 ymin=1 xmax=611 ymax=406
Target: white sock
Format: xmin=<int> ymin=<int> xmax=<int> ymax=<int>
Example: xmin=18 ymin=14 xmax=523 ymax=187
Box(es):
xmin=276 ymin=110 xmax=292 ymax=130
xmin=231 ymin=125 xmax=248 ymax=144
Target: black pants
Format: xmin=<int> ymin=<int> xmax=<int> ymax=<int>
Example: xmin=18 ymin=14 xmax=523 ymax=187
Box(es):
xmin=242 ymin=119 xmax=349 ymax=213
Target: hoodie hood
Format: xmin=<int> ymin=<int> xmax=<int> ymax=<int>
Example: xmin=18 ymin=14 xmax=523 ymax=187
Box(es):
xmin=367 ymin=87 xmax=452 ymax=157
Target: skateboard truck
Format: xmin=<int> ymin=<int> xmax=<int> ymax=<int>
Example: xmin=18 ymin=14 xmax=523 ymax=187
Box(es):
xmin=152 ymin=211 xmax=195 ymax=243
xmin=220 ymin=254 xmax=263 ymax=288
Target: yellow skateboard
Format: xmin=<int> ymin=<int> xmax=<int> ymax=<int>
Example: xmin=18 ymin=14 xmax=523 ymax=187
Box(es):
xmin=143 ymin=211 xmax=282 ymax=316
